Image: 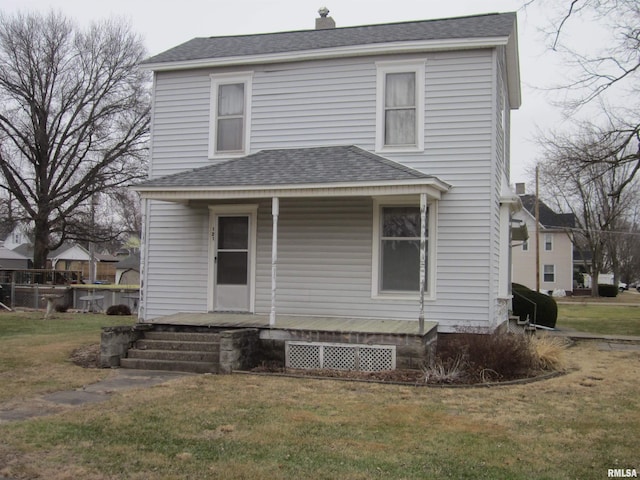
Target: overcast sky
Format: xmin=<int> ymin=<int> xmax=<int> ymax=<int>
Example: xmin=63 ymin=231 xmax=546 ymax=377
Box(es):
xmin=3 ymin=0 xmax=594 ymax=186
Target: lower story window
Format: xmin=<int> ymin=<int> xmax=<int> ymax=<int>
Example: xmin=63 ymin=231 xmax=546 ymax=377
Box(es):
xmin=379 ymin=205 xmax=428 ymax=292
xmin=543 ymin=264 xmax=555 ymax=283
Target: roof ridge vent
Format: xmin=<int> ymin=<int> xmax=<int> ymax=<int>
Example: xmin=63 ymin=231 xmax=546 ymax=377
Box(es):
xmin=315 ymin=7 xmax=336 ymax=29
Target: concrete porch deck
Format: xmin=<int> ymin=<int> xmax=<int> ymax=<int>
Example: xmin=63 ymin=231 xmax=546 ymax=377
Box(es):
xmin=143 ymin=312 xmax=437 ymax=336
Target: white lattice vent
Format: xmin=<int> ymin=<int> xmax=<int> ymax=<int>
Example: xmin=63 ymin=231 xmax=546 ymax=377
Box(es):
xmin=285 ymin=341 xmax=396 ymax=372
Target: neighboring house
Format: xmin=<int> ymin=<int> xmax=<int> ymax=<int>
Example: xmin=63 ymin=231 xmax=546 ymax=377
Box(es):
xmin=512 ymin=185 xmax=575 ymax=293
xmin=6 ymin=242 xmax=118 ymax=283
xmin=134 ymin=11 xmax=521 ymax=333
xmin=52 ymin=244 xmax=119 ymax=284
xmin=1 ymin=223 xmax=29 ymax=251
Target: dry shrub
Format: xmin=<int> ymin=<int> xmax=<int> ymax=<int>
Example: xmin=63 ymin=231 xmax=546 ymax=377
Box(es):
xmin=423 ymin=354 xmax=466 ymax=384
xmin=531 ymin=334 xmax=569 ymax=371
xmin=437 ymin=329 xmax=539 ymax=383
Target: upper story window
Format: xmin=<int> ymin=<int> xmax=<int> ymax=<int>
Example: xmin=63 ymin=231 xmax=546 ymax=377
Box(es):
xmin=544 ymin=234 xmax=553 ymax=251
xmin=522 ymin=239 xmax=529 ymax=251
xmin=376 ymin=60 xmax=425 ymax=152
xmin=209 ymin=72 xmax=252 ymax=158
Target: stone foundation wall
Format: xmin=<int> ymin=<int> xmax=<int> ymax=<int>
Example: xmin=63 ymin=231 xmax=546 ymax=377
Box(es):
xmin=219 ymin=328 xmax=260 ymax=374
xmin=100 ymin=325 xmax=143 ymax=367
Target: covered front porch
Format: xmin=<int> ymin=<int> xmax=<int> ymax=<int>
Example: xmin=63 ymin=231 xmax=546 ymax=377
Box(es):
xmin=134 ymin=145 xmax=451 ymax=331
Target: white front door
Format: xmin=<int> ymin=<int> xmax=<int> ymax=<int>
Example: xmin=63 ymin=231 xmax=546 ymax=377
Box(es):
xmin=214 ymin=214 xmax=250 ymax=311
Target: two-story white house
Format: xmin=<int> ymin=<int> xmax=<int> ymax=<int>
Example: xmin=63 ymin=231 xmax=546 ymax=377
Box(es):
xmin=134 ymin=11 xmax=521 ymax=336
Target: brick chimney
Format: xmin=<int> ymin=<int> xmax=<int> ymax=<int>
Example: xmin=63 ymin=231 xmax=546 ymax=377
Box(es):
xmin=315 ymin=7 xmax=336 ymax=29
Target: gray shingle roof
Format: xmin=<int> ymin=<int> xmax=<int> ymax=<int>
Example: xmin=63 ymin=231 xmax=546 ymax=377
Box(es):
xmin=138 ymin=145 xmax=434 ymax=189
xmin=143 ymin=12 xmax=516 ymax=65
xmin=520 ymin=195 xmax=576 ymax=229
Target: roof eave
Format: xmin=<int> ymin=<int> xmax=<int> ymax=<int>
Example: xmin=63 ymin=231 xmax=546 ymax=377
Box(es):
xmin=134 ymin=178 xmax=452 ymax=202
xmin=141 ymin=36 xmax=511 ymax=72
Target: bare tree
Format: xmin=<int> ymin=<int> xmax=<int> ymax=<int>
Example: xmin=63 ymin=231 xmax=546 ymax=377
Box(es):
xmin=0 ymin=11 xmax=149 ymax=268
xmin=540 ymin=0 xmax=640 ymax=189
xmin=537 ymin=128 xmax=637 ymax=296
xmin=106 ymin=188 xmax=142 ymax=238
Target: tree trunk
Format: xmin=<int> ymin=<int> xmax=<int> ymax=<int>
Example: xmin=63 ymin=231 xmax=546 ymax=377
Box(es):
xmin=32 ymin=217 xmax=50 ymax=270
xmin=590 ymin=268 xmax=600 ymax=297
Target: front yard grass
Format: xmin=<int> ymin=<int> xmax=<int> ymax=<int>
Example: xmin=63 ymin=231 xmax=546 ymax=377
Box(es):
xmin=0 ymin=311 xmax=136 ymax=401
xmin=0 ymin=310 xmax=639 ymax=479
xmin=556 ymin=303 xmax=640 ymax=336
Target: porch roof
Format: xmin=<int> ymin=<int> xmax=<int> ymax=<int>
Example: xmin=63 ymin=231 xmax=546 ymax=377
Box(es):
xmin=134 ymin=145 xmax=451 ymax=201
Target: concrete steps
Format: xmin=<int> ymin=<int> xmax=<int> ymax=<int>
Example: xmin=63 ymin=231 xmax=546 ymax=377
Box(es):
xmin=120 ymin=330 xmax=221 ymax=374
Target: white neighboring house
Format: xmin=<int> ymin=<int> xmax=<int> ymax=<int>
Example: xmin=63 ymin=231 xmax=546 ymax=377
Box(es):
xmin=134 ymin=11 xmax=522 ymax=333
xmin=1 ymin=224 xmax=30 ymax=251
xmin=512 ymin=187 xmax=575 ymax=293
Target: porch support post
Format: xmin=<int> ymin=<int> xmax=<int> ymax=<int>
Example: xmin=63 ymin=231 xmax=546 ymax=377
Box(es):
xmin=418 ymin=193 xmax=427 ymax=335
xmin=270 ymin=197 xmax=279 ymax=326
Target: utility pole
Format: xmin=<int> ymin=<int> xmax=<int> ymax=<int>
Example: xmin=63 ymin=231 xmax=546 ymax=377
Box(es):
xmin=535 ymin=165 xmax=541 ymax=292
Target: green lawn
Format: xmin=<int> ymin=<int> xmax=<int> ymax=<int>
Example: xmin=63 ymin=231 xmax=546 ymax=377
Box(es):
xmin=557 ymin=303 xmax=640 ymax=336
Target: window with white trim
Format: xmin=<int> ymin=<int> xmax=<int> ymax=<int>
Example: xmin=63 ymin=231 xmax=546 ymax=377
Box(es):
xmin=209 ymin=73 xmax=252 ymax=158
xmin=375 ymin=61 xmax=425 ymax=152
xmin=544 ymin=234 xmax=553 ymax=251
xmin=543 ymin=264 xmax=555 ymax=283
xmin=372 ymin=200 xmax=434 ymax=296
xmin=522 ymin=239 xmax=528 ymax=251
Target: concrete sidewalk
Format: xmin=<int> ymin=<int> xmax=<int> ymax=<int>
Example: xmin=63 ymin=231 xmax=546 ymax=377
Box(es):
xmin=0 ymin=369 xmax=193 ymax=423
xmin=550 ymin=327 xmax=640 ymax=352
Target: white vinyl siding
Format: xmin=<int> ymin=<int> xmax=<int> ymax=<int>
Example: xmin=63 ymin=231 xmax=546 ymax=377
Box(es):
xmin=143 ymin=201 xmax=209 ymax=319
xmin=251 ymin=59 xmax=376 ymax=149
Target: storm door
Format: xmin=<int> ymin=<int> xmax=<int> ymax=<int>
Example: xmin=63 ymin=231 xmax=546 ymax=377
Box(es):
xmin=214 ymin=215 xmax=250 ymax=311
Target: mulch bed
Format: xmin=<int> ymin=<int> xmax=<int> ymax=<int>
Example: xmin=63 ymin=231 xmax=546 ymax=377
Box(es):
xmin=70 ymin=344 xmax=100 ymax=369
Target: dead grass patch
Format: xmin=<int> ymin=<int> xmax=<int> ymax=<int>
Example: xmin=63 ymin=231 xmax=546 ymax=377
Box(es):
xmin=532 ymin=334 xmax=569 ymax=371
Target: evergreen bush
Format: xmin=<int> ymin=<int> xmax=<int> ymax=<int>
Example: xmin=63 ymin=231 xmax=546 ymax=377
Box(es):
xmin=106 ymin=304 xmax=132 ymax=315
xmin=598 ymin=284 xmax=619 ymax=297
xmin=512 ymin=283 xmax=558 ymax=329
